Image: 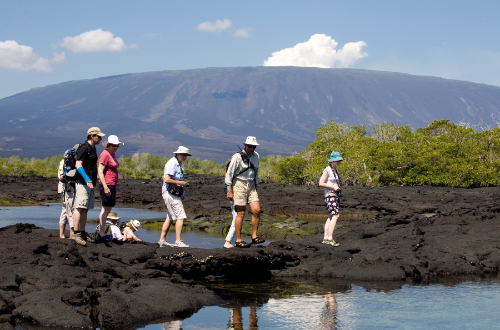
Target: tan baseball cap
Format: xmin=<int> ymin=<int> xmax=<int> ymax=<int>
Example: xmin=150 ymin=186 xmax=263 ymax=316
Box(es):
xmin=87 ymin=127 xmax=106 ymax=137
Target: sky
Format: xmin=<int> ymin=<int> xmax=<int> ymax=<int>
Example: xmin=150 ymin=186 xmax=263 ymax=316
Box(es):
xmin=1 ymin=0 xmax=500 ymax=100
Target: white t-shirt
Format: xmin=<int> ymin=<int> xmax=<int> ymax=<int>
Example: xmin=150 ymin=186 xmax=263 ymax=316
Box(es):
xmin=323 ymin=166 xmax=340 ymax=197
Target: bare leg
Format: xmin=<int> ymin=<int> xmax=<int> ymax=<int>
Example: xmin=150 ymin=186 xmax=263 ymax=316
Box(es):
xmin=249 ymin=306 xmax=258 ymax=330
xmin=174 ymin=219 xmax=184 ymax=242
xmin=59 ymin=223 xmax=66 ymax=238
xmin=73 ymin=208 xmax=88 ymax=232
xmin=98 ymin=206 xmax=112 ymax=236
xmin=234 ymin=206 xmax=246 ymax=242
xmin=249 ymin=201 xmax=261 ymax=239
xmin=160 ymin=219 xmax=172 ymax=242
xmin=325 ymin=214 xmax=339 ymax=240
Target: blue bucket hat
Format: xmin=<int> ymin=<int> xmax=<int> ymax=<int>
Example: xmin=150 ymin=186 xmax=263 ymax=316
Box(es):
xmin=329 ymin=151 xmax=343 ymax=162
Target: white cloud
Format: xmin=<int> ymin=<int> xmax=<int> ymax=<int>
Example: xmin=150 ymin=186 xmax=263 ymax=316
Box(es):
xmin=196 ymin=19 xmax=233 ymax=32
xmin=60 ymin=29 xmax=138 ymax=53
xmin=234 ymin=27 xmax=253 ymax=38
xmin=263 ymin=34 xmax=368 ymax=68
xmin=0 ymin=40 xmax=52 ymax=72
xmin=51 ymin=52 xmax=67 ymax=63
xmin=143 ymin=33 xmax=161 ymax=39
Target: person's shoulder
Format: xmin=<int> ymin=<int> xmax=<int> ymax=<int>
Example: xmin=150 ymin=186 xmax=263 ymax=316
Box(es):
xmin=253 ymin=151 xmax=260 ymax=158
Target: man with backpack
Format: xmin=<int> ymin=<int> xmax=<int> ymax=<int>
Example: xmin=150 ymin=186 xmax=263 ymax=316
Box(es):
xmin=70 ymin=127 xmax=105 ymax=246
xmin=225 ymin=136 xmax=265 ymax=248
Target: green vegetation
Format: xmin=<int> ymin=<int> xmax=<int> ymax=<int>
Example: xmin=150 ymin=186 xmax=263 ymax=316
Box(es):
xmin=1 ymin=119 xmax=499 ymax=188
xmin=272 ymin=119 xmax=500 ymax=187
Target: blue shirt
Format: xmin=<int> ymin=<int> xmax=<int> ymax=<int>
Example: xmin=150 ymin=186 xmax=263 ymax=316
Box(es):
xmin=162 ymin=157 xmax=184 ymax=194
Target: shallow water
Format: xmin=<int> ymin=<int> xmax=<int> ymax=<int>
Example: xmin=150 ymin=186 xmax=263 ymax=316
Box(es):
xmin=0 ymin=204 xmax=268 ymax=248
xmin=134 ymin=278 xmax=500 ymax=330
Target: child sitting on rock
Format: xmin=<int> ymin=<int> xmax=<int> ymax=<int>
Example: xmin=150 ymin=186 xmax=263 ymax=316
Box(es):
xmin=122 ymin=220 xmax=142 ymax=242
xmin=95 ymin=211 xmax=123 ymax=241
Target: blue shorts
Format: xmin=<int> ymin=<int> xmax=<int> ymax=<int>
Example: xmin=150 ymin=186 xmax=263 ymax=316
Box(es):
xmin=99 ymin=184 xmax=116 ymax=207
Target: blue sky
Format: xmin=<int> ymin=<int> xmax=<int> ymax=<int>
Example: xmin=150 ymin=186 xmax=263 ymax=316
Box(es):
xmin=1 ymin=0 xmax=500 ymax=99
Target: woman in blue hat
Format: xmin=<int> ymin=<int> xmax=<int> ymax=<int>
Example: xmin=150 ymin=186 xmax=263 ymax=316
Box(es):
xmin=318 ymin=151 xmax=343 ymax=246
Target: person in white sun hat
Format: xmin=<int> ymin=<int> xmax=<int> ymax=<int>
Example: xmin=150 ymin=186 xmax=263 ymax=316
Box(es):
xmin=225 ymin=136 xmax=264 ymax=248
xmin=95 ymin=135 xmax=124 ymax=243
xmin=158 ymin=146 xmax=191 ymax=248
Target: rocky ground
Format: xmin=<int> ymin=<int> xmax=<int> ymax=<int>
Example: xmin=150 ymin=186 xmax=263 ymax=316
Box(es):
xmin=1 ymin=176 xmax=500 ymax=329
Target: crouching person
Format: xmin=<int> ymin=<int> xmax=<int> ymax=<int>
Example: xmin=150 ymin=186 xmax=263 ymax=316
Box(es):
xmin=123 ymin=220 xmax=142 ymax=242
xmin=95 ymin=211 xmax=123 ymax=241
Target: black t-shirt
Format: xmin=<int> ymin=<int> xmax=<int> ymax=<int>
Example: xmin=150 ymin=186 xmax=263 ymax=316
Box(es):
xmin=75 ymin=141 xmax=98 ymax=185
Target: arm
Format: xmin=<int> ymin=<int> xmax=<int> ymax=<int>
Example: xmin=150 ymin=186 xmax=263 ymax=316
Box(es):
xmin=76 ymin=160 xmax=93 ymax=189
xmin=319 ymin=170 xmax=340 ymax=192
xmin=225 ymin=155 xmax=240 ymax=200
xmin=98 ymin=163 xmax=111 ymax=196
xmin=164 ymin=174 xmax=187 ymax=186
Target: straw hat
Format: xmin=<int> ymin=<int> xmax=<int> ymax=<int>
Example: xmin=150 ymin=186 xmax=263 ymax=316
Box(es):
xmin=107 ymin=211 xmax=120 ymax=220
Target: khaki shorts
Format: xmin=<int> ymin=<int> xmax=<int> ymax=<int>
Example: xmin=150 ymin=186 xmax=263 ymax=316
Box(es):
xmin=74 ymin=182 xmax=95 ymax=210
xmin=162 ymin=191 xmax=187 ymax=221
xmin=232 ymin=179 xmax=259 ymax=206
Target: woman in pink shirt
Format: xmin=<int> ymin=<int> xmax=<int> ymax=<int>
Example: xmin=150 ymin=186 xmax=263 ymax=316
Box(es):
xmin=96 ymin=135 xmax=123 ymax=242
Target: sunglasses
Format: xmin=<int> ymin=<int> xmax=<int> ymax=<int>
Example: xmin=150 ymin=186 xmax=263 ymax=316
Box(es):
xmin=246 ymin=145 xmax=257 ymax=149
xmin=109 ymin=144 xmax=119 ymax=148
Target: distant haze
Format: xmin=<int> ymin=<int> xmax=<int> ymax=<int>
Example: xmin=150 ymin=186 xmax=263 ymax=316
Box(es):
xmin=1 ymin=66 xmax=500 ymax=162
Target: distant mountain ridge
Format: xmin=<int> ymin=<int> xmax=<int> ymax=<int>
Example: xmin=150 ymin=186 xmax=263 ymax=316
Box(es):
xmin=1 ymin=66 xmax=500 ymax=162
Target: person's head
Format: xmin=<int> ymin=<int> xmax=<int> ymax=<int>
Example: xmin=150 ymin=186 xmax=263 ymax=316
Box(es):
xmin=127 ymin=220 xmax=141 ymax=231
xmin=102 ymin=135 xmax=124 ymax=154
xmin=243 ymin=136 xmax=259 ymax=156
xmin=87 ymin=127 xmax=105 ymax=145
xmin=329 ymin=151 xmax=343 ymax=167
xmin=107 ymin=211 xmax=120 ymax=224
xmin=173 ymin=146 xmax=191 ymax=163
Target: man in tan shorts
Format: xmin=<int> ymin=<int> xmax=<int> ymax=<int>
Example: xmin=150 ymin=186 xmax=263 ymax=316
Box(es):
xmin=225 ymin=136 xmax=265 ymax=248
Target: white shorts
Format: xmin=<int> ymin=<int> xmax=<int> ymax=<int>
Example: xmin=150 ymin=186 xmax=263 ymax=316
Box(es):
xmin=162 ymin=191 xmax=186 ymax=221
xmin=59 ymin=190 xmax=75 ymax=228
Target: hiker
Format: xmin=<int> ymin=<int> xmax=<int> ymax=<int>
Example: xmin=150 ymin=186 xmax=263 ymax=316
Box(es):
xmin=70 ymin=127 xmax=105 ymax=246
xmin=96 ymin=135 xmax=123 ymax=242
xmin=318 ymin=151 xmax=343 ymax=246
xmin=95 ymin=211 xmax=123 ymax=241
xmin=158 ymin=146 xmax=191 ymax=248
xmin=57 ymin=158 xmax=75 ymax=238
xmin=122 ymin=220 xmax=142 ymax=242
xmin=225 ymin=136 xmax=265 ymax=248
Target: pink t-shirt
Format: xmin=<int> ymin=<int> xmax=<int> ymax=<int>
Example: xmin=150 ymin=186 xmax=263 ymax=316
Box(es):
xmin=99 ymin=149 xmax=119 ymax=186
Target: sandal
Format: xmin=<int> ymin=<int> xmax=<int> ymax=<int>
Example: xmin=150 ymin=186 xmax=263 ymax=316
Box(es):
xmin=235 ymin=241 xmax=251 ymax=248
xmin=251 ymin=237 xmax=265 ymax=244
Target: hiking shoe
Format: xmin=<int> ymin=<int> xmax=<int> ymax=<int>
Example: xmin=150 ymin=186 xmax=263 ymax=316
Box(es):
xmin=70 ymin=233 xmax=87 ymax=246
xmin=158 ymin=240 xmax=173 ymax=247
xmin=95 ymin=235 xmax=107 ymax=243
xmin=82 ymin=231 xmax=95 ymax=243
xmin=173 ymin=240 xmax=189 ymax=248
xmin=251 ymin=237 xmax=265 ymax=244
xmin=329 ymin=240 xmax=340 ymax=247
xmin=235 ymin=241 xmax=251 ymax=248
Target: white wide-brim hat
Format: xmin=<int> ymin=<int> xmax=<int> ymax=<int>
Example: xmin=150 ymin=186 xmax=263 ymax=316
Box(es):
xmin=130 ymin=220 xmax=141 ymax=230
xmin=173 ymin=146 xmax=192 ymax=156
xmin=102 ymin=135 xmax=124 ymax=147
xmin=244 ymin=136 xmax=259 ymax=146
